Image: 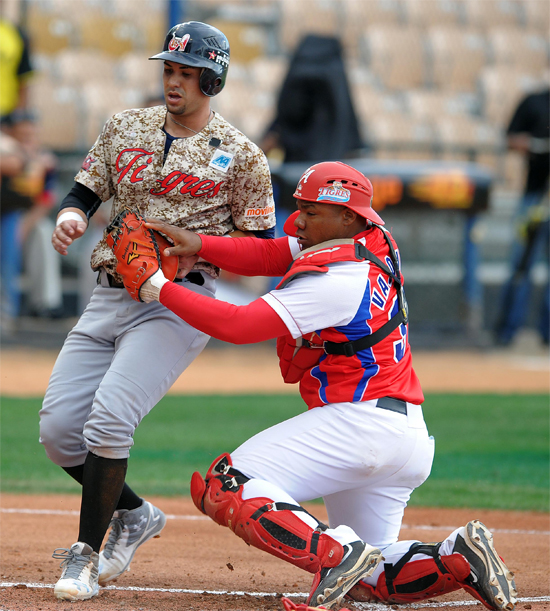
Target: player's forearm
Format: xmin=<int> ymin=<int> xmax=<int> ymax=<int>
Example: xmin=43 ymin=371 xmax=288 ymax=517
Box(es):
xmin=198 ymin=234 xmax=293 ymax=277
xmin=59 ymin=181 xmax=102 ymax=219
xmin=160 ymin=282 xmax=288 ymax=343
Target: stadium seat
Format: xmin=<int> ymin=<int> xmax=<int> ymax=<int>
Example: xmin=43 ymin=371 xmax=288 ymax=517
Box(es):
xmin=343 ymin=0 xmax=405 ymax=60
xmin=53 ymin=49 xmax=115 ymax=85
xmin=26 ymin=5 xmax=75 ymax=54
xmin=210 ymin=76 xmax=255 ymax=131
xmin=479 ymin=66 xmax=546 ymax=126
xmin=426 ymin=26 xmax=488 ymax=92
xmin=116 ymin=53 xmax=163 ymax=94
xmin=210 ymin=20 xmax=266 ymax=63
xmin=487 ymin=28 xmax=550 ymax=73
xmin=434 ymin=115 xmax=503 ymax=165
xmin=31 ymin=80 xmax=81 ymax=151
xmin=405 ymin=89 xmax=478 ymax=119
xmin=278 ymin=0 xmax=339 ymax=53
xmin=520 ymin=0 xmax=550 ymax=33
xmin=79 ymin=12 xmax=145 ymax=56
xmin=352 ymin=84 xmax=405 ymax=124
xmin=80 ymin=81 xmax=145 ymax=148
xmin=248 ymin=55 xmax=288 ymax=94
xmin=364 ymin=112 xmax=436 ymax=160
xmin=463 ymin=0 xmax=522 ymax=28
xmin=360 ymin=25 xmax=427 ymax=90
xmin=403 ymin=0 xmax=463 ymax=26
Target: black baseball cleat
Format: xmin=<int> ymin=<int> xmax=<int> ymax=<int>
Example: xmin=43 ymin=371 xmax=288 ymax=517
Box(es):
xmin=453 ymin=520 xmax=518 ymax=611
xmin=307 ymin=540 xmax=383 ymax=609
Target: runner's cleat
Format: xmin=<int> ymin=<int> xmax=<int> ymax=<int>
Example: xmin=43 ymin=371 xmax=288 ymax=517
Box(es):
xmin=98 ymin=500 xmax=166 ymax=585
xmin=53 ymin=542 xmax=99 ymax=601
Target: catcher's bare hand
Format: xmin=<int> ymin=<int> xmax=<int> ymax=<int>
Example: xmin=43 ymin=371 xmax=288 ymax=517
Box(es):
xmin=176 ymin=254 xmax=200 ymax=279
xmin=145 ymin=218 xmax=203 ymax=258
xmin=52 ymin=219 xmax=88 ymax=255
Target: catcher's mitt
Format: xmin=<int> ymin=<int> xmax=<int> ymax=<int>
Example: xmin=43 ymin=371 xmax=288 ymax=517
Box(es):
xmin=105 ymin=209 xmax=178 ymax=302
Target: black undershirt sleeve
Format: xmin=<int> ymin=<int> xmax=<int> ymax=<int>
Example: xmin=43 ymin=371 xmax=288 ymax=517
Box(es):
xmin=59 ymin=182 xmax=102 ymax=220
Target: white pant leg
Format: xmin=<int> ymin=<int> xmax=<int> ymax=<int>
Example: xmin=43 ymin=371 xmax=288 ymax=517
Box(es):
xmin=242 ymin=478 xmax=361 ymax=546
xmin=232 ymin=400 xmax=434 ymax=547
xmin=323 ymin=408 xmax=435 ymax=548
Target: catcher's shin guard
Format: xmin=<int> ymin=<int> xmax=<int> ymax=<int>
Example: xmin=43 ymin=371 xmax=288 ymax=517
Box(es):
xmin=190 ymin=454 xmax=344 ymax=573
xmin=348 ymin=542 xmax=470 ymax=604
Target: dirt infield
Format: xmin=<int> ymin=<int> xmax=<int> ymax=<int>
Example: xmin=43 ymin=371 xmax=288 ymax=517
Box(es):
xmin=1 ymin=495 xmax=549 ymax=611
xmin=1 ymin=345 xmax=549 ymax=610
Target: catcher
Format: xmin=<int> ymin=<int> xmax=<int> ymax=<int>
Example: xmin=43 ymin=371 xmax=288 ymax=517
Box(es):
xmin=109 ymin=161 xmax=517 ymax=611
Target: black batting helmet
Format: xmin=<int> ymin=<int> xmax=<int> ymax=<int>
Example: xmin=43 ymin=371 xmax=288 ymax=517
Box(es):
xmin=149 ymin=21 xmax=230 ymax=97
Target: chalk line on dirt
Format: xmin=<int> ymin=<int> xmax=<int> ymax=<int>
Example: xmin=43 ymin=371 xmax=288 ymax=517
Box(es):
xmin=0 ymin=582 xmax=549 ymax=609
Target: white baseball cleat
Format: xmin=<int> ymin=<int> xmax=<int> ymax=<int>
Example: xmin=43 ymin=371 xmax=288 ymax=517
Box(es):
xmin=53 ymin=542 xmax=99 ymax=601
xmin=98 ymin=500 xmax=166 ymax=585
xmin=453 ymin=519 xmax=518 ymax=610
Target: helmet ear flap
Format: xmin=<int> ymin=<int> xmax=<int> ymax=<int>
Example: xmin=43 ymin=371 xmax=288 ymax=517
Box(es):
xmin=199 ymin=69 xmax=225 ymax=97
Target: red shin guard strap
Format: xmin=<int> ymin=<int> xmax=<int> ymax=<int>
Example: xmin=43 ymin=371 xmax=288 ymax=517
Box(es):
xmin=349 ymin=550 xmax=469 ymax=604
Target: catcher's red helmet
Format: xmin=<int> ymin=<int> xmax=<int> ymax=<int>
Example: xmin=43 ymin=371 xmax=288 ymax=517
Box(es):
xmin=292 ymin=161 xmax=384 ymax=226
xmin=149 ymin=21 xmax=229 ymax=97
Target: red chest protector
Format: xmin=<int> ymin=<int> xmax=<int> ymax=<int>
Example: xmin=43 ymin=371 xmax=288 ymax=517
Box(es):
xmin=276 ymin=228 xmax=408 ymax=384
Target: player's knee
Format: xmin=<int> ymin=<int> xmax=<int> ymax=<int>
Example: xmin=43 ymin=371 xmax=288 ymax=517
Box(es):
xmin=39 ymin=412 xmax=84 ymax=466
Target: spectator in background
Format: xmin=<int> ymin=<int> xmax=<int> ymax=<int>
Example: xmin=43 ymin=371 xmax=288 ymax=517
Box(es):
xmin=0 ymin=4 xmax=33 ymax=119
xmin=260 ymin=34 xmax=363 ymax=165
xmin=495 ymin=88 xmax=550 ymax=346
xmin=0 ymin=110 xmax=63 ymax=328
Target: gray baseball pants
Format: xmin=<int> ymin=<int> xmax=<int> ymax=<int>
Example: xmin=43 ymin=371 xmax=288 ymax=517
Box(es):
xmin=39 ymin=271 xmax=215 ymax=466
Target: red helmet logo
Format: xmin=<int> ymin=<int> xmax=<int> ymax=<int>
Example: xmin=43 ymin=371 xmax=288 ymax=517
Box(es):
xmin=317 ymin=181 xmax=351 ymax=203
xmin=168 ymin=32 xmax=190 ymax=52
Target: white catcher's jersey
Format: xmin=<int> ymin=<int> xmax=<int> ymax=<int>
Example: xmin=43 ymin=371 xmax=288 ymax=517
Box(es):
xmin=75 ymin=106 xmax=276 ymax=280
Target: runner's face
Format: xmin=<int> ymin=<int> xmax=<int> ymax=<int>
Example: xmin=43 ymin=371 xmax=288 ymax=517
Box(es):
xmin=293 ymin=202 xmax=352 ymax=249
xmin=163 ymin=61 xmax=206 ymax=116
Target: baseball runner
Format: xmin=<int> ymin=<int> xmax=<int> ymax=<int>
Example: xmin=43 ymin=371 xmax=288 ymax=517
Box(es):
xmin=110 ymin=161 xmax=518 ymax=611
xmin=40 ymin=21 xmax=275 ymax=601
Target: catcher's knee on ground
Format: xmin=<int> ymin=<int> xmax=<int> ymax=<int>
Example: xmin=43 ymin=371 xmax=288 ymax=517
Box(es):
xmin=348 ymin=542 xmax=469 ymax=604
xmin=191 ymin=453 xmax=345 ymax=573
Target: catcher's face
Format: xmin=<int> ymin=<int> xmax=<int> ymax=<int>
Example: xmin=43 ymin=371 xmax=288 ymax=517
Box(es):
xmin=293 ymin=201 xmax=362 ymax=249
xmin=163 ymin=61 xmax=206 ymax=117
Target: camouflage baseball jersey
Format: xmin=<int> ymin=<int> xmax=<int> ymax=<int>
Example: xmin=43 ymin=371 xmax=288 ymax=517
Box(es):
xmin=75 ymin=105 xmax=276 ymax=279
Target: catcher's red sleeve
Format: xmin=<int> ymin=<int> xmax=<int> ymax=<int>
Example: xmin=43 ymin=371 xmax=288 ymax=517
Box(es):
xmin=160 ymin=283 xmax=288 ymax=343
xmin=198 ymin=235 xmax=293 ymax=277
